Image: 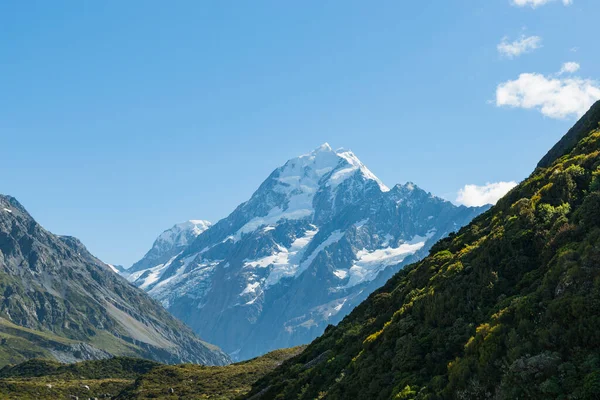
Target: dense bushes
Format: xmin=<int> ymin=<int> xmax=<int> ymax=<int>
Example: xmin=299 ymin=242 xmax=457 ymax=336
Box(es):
xmin=248 ymin=119 xmax=600 ymax=398
xmin=0 ymin=348 xmax=305 ymax=399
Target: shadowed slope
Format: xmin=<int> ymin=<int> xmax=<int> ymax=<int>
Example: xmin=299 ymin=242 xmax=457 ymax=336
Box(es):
xmin=248 ymin=103 xmax=600 ymax=399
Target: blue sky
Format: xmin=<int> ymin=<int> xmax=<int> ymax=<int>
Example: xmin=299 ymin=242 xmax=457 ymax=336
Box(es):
xmin=1 ymin=0 xmax=598 ymax=266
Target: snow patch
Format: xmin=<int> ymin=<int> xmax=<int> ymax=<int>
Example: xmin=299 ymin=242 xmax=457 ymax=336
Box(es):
xmin=244 ymin=228 xmax=320 ymax=287
xmin=107 ymin=264 xmax=119 ymax=273
xmin=235 ymin=207 xmax=312 ymax=240
xmin=245 ymin=296 xmax=259 ymax=305
xmin=127 ymin=254 xmax=177 ymax=283
xmin=148 ymin=255 xmax=221 ymax=308
xmin=354 ymin=219 xmax=369 ymax=229
xmin=243 ymin=227 xmax=345 ymax=288
xmin=296 ymin=230 xmax=345 ymax=277
xmin=138 ymin=256 xmax=179 ymax=290
xmin=342 ymin=230 xmax=436 ymax=289
xmin=333 ymin=269 xmax=348 ymax=279
xmin=149 ymin=254 xmax=197 ymax=292
xmin=240 ymin=282 xmax=260 ymax=295
xmin=311 ymin=297 xmax=349 ymax=319
xmin=334 ymin=299 xmax=347 ymax=312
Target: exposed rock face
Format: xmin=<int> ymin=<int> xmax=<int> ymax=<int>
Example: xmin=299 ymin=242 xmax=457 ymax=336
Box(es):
xmin=128 ymin=144 xmax=488 ymax=360
xmin=0 ymin=195 xmax=230 ymax=366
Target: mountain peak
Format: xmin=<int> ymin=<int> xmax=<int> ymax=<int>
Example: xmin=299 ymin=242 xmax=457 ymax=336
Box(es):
xmin=285 ymin=144 xmax=389 ymax=193
xmin=242 ymin=145 xmax=391 ymax=235
xmin=392 ymin=182 xmax=424 ymax=194
xmin=128 ymin=220 xmax=212 ymax=272
xmin=157 ymin=220 xmax=211 ymax=243
xmin=0 ymin=194 xmax=27 ymax=215
xmin=313 ymin=142 xmax=333 ymax=153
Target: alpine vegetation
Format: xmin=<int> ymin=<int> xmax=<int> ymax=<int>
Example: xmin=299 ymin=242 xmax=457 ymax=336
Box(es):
xmin=248 ymin=101 xmax=600 ymax=399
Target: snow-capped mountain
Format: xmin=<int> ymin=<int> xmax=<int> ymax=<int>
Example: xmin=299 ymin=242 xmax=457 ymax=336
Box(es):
xmin=127 ymin=220 xmax=211 ymax=276
xmin=127 ymin=144 xmax=489 ymax=360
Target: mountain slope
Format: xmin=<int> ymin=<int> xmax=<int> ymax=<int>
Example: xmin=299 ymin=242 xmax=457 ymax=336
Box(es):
xmin=108 ymin=264 xmax=127 ymax=273
xmin=0 ymin=195 xmax=230 ymax=366
xmin=248 ymin=101 xmax=600 ymax=399
xmin=129 ymin=144 xmax=488 ymax=360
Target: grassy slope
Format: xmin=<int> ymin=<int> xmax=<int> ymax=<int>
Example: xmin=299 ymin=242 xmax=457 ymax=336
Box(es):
xmin=0 ymin=347 xmax=304 ymax=400
xmin=247 ymin=106 xmax=600 ymax=399
xmin=0 ymin=377 xmax=130 ymax=400
xmin=0 ymin=318 xmax=74 ymax=366
xmin=115 ymin=347 xmax=305 ymax=400
xmin=0 ymin=357 xmax=160 ymax=400
xmin=0 ymin=316 xmax=147 ymax=368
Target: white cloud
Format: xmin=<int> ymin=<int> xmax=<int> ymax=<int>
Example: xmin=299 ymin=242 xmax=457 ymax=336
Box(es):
xmin=511 ymin=0 xmax=572 ymax=8
xmin=456 ymin=182 xmax=518 ymax=207
xmin=497 ymin=35 xmax=542 ymax=58
xmin=559 ymin=62 xmax=580 ymax=74
xmin=496 ymin=65 xmax=600 ymax=119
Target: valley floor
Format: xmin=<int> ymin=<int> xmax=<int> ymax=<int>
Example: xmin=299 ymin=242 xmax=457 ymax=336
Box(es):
xmin=0 ymin=347 xmax=304 ymax=400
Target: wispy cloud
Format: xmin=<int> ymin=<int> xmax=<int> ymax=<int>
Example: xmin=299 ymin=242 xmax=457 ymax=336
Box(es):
xmin=456 ymin=182 xmax=518 ymax=207
xmin=498 ymin=35 xmax=542 ymax=58
xmin=511 ymin=0 xmax=572 ymax=8
xmin=559 ymin=62 xmax=580 ymax=75
xmin=496 ymin=64 xmax=600 ymax=119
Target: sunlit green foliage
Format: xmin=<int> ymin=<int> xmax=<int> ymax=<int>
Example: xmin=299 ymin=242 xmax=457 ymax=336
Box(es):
xmin=247 ymin=123 xmax=600 ymax=398
xmin=116 ymin=346 xmax=305 ymax=399
xmin=0 ymin=348 xmax=304 ymax=399
xmin=0 ymin=357 xmax=157 ymax=400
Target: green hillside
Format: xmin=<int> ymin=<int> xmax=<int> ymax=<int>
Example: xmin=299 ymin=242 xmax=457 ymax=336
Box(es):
xmin=0 ymin=347 xmax=304 ymax=400
xmin=0 ymin=357 xmax=159 ymax=400
xmin=247 ymin=103 xmax=600 ymax=399
xmin=116 ymin=347 xmax=305 ymax=399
